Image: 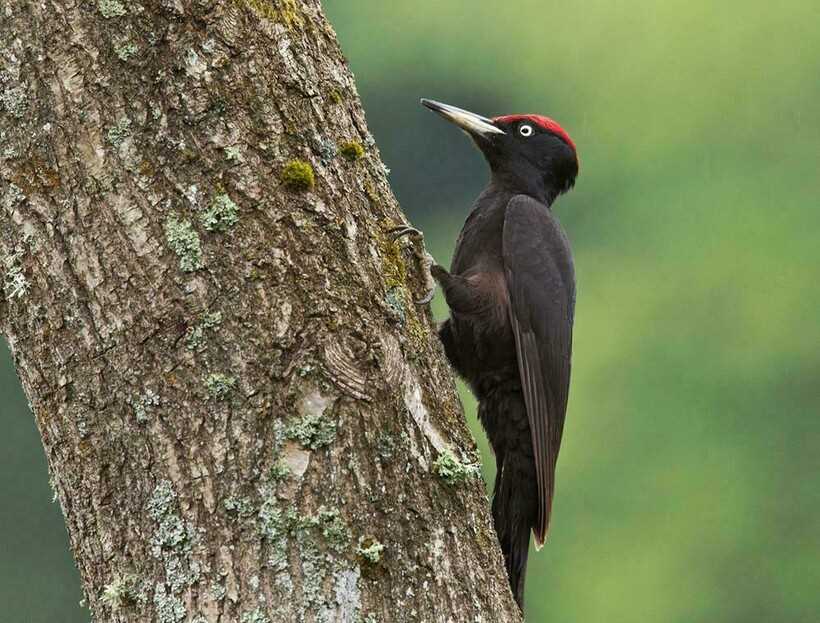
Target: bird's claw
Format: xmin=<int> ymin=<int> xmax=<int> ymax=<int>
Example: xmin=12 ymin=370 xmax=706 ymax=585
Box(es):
xmin=415 ymin=287 xmax=436 ymax=306
xmin=386 ymin=225 xmax=437 ymax=305
xmin=387 ymin=225 xmax=424 ymax=242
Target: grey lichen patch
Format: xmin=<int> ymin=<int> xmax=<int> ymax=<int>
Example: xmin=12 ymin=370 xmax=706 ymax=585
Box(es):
xmin=185 ymin=325 xmax=205 ymax=351
xmin=164 ymin=555 xmax=201 ymax=593
xmin=98 ymin=0 xmax=127 ymax=18
xmin=184 ymin=49 xmax=207 ymax=78
xmin=313 ymin=506 xmax=350 ymax=553
xmin=287 ymin=389 xmax=336 ymax=449
xmin=184 ymin=311 xmax=223 ymax=351
xmin=271 ymin=419 xmax=287 ymax=454
xmin=313 ymin=136 xmax=337 ymax=164
xmin=258 ymin=491 xmax=288 ymax=571
xmin=224 ymin=495 xmax=254 ymax=518
xmin=200 ymin=193 xmax=239 ymax=232
xmin=294 ymin=505 xmax=350 ymax=572
xmin=202 ymin=311 xmax=223 ymax=329
xmin=75 ymin=413 xmax=90 ymax=439
xmin=2 ymin=228 xmax=33 ymax=301
xmin=1 ymin=86 xmax=28 ymax=119
xmin=258 ymin=494 xmax=286 ymax=542
xmin=375 ymin=433 xmax=397 ymax=462
xmin=106 ymin=117 xmax=132 ymax=147
xmin=286 ymin=412 xmax=336 ymax=450
xmin=130 ymin=389 xmax=160 ymax=424
xmin=2 ymin=144 xmax=19 ymax=161
xmin=147 ymin=480 xmax=196 ymax=555
xmin=147 ymin=481 xmax=176 ymax=520
xmin=240 ymin=609 xmax=271 ymax=623
xmin=298 ymin=544 xmax=326 ymax=615
xmin=281 ymin=159 xmax=315 ymax=191
xmin=210 ymin=582 xmax=227 ymax=602
xmin=114 ymin=38 xmax=139 ymax=61
xmin=101 ymin=574 xmax=139 ymax=611
xmin=339 ymin=140 xmax=365 ymax=162
xmin=384 ymin=286 xmax=406 ymax=324
xmin=152 ymin=512 xmax=191 ymax=551
xmin=3 ymin=248 xmax=30 ymax=300
xmin=184 ymin=326 xmax=205 ymax=351
xmin=271 ymin=505 xmax=358 ymax=619
xmin=146 ymin=481 xmax=200 ymax=620
xmin=225 ymin=146 xmax=242 ymax=162
xmin=269 ymin=459 xmax=291 ymax=483
xmin=204 ymin=373 xmax=236 ymax=400
xmin=259 ymin=499 xmax=352 ymax=580
xmin=164 ymin=216 xmax=203 ymax=272
xmin=433 ymin=449 xmax=481 ymax=486
xmin=2 ymin=182 xmax=25 ymax=210
xmin=153 ymin=586 xmax=185 ymax=623
xmin=183 ymin=184 xmax=200 ymax=207
xmin=356 ymin=537 xmax=385 ymax=564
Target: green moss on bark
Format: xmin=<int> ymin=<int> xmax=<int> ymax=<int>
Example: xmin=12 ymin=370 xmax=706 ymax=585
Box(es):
xmin=339 ymin=140 xmax=365 ymax=162
xmin=281 ymin=160 xmax=315 ymax=191
xmin=237 ymin=0 xmax=304 ymax=28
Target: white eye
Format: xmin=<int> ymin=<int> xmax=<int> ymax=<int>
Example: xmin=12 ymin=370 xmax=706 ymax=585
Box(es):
xmin=519 ymin=124 xmax=534 ymax=137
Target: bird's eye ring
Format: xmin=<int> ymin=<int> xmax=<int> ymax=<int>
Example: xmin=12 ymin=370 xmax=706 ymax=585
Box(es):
xmin=519 ymin=124 xmax=534 ymax=137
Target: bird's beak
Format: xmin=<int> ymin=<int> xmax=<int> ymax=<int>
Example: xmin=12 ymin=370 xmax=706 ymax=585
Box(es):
xmin=421 ymin=98 xmax=505 ymax=138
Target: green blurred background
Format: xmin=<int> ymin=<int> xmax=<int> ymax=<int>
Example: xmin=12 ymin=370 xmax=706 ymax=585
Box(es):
xmin=2 ymin=1 xmax=818 ymax=621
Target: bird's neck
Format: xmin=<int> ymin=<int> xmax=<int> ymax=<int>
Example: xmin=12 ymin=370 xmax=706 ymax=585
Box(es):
xmin=490 ymin=166 xmax=558 ymax=206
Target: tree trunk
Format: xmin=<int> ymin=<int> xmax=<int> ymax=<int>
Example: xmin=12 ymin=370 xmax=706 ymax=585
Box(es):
xmin=0 ymin=1 xmax=521 ymax=621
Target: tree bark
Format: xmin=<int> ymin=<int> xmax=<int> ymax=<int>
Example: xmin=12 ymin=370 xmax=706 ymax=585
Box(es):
xmin=0 ymin=1 xmax=521 ymax=622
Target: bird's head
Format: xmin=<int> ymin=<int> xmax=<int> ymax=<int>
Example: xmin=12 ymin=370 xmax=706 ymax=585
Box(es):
xmin=421 ymin=98 xmax=579 ymax=204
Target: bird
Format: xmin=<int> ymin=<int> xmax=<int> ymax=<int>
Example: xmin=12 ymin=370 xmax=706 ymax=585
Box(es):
xmin=390 ymin=98 xmax=579 ymax=610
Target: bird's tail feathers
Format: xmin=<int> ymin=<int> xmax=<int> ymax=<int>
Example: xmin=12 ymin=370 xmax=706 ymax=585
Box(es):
xmin=493 ymin=448 xmax=538 ymax=608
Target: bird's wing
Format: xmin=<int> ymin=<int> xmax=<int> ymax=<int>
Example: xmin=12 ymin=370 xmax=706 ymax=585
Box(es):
xmin=502 ymin=194 xmax=575 ymax=546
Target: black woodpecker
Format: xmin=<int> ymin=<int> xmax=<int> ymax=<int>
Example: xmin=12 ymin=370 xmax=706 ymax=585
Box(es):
xmin=391 ymin=99 xmax=579 ymax=610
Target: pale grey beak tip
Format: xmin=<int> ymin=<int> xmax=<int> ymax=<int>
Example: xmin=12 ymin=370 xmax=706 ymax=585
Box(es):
xmin=419 ymin=98 xmax=504 ymax=137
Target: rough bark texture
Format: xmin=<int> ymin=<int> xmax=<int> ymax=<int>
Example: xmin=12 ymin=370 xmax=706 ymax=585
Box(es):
xmin=0 ymin=1 xmax=522 ymax=622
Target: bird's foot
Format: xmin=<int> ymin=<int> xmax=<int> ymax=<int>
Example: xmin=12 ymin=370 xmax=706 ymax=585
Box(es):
xmin=387 ymin=225 xmax=423 ymax=241
xmin=387 ymin=225 xmax=439 ymax=305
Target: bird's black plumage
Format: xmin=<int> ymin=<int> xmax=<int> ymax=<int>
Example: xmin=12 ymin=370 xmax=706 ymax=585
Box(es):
xmin=503 ymin=195 xmax=575 ymax=547
xmin=411 ymin=99 xmax=578 ymax=609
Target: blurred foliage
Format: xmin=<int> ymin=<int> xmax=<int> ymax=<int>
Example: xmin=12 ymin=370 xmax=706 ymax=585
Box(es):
xmin=2 ymin=1 xmax=818 ymax=620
